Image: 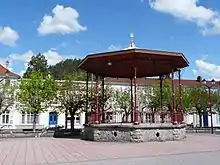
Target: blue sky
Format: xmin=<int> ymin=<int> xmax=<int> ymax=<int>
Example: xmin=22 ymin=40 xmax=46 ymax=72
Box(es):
xmin=0 ymin=0 xmax=220 ymax=80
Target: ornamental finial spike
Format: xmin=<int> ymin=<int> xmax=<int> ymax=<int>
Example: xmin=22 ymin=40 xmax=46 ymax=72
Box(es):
xmin=124 ymin=33 xmax=138 ymax=50
xmin=129 ymin=33 xmax=136 ymax=48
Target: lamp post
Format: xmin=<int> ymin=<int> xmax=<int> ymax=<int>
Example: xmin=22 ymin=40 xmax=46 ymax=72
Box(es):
xmin=196 ymin=76 xmax=215 ymax=134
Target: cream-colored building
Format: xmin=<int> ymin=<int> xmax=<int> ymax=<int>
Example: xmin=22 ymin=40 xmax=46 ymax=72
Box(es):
xmin=0 ymin=64 xmax=220 ymax=129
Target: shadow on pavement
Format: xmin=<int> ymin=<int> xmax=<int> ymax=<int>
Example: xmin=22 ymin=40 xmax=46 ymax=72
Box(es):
xmin=53 ymin=129 xmax=82 ymax=139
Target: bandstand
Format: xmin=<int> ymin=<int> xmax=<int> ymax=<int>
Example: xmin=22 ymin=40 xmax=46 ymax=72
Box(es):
xmin=78 ymin=35 xmax=189 ymax=142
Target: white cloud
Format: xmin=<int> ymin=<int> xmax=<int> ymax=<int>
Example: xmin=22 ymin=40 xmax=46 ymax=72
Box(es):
xmin=19 ymin=69 xmax=26 ymax=77
xmin=108 ymin=44 xmax=122 ymax=51
xmin=192 ymin=69 xmax=198 ymax=75
xmin=0 ymin=26 xmax=19 ymax=46
xmin=38 ymin=5 xmax=87 ymax=35
xmin=9 ymin=50 xmax=34 ymax=62
xmin=149 ymin=0 xmax=220 ymax=35
xmin=194 ymin=59 xmax=220 ymax=79
xmin=0 ymin=57 xmax=13 ymax=71
xmin=50 ymin=47 xmax=58 ymax=51
xmin=44 ymin=50 xmax=74 ymax=65
xmin=9 ymin=50 xmax=75 ymax=76
xmin=10 ymin=50 xmax=74 ymax=66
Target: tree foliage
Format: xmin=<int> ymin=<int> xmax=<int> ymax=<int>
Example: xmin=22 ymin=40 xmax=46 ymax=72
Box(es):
xmin=188 ymin=86 xmax=220 ymax=127
xmin=89 ymin=85 xmax=114 ymax=111
xmin=18 ymin=71 xmax=57 ymax=131
xmin=212 ymin=88 xmax=220 ymax=113
xmin=114 ymin=87 xmax=132 ymax=122
xmin=147 ymin=80 xmax=196 ymax=114
xmin=49 ymin=58 xmax=87 ymax=80
xmin=23 ymin=53 xmax=48 ymax=78
xmin=0 ymin=80 xmax=17 ymax=115
xmin=56 ymin=75 xmax=86 ymax=132
xmin=147 ymin=82 xmax=172 ymax=113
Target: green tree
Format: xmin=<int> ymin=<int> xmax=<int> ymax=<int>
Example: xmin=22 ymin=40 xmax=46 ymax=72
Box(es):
xmin=57 ymin=75 xmax=86 ymax=133
xmin=115 ymin=88 xmax=132 ymax=122
xmin=138 ymin=86 xmax=152 ymax=122
xmin=189 ymin=86 xmax=220 ymax=127
xmin=212 ymin=88 xmax=220 ymax=113
xmin=148 ymin=83 xmax=172 ymax=112
xmin=145 ymin=82 xmax=173 ymax=123
xmin=23 ymin=53 xmax=48 ymax=78
xmin=187 ymin=86 xmax=209 ymax=127
xmin=0 ymin=80 xmax=17 ymax=115
xmin=176 ymin=87 xmax=194 ymax=114
xmin=18 ymin=71 xmax=57 ymax=132
xmin=88 ymin=84 xmax=114 ymax=123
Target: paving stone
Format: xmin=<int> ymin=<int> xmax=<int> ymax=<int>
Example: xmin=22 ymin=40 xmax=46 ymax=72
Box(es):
xmin=0 ymin=134 xmax=220 ymax=164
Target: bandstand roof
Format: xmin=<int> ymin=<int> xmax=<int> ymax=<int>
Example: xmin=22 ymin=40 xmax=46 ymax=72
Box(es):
xmin=78 ymin=35 xmax=189 ymax=78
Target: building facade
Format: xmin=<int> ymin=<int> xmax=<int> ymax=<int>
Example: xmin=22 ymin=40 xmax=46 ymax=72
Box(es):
xmin=1 ymin=105 xmax=220 ymax=130
xmin=1 ymin=64 xmax=220 ymax=129
xmin=186 ymin=113 xmax=220 ymax=127
xmin=0 ymin=109 xmax=86 ymax=130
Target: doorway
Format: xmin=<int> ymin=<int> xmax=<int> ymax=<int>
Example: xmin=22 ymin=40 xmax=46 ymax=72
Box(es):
xmin=49 ymin=112 xmax=58 ymax=125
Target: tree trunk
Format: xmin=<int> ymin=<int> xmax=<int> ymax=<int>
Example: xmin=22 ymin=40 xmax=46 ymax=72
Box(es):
xmin=122 ymin=114 xmax=125 ymax=123
xmin=126 ymin=115 xmax=129 ymax=123
xmin=152 ymin=113 xmax=155 ymax=123
xmin=65 ymin=109 xmax=68 ymax=130
xmin=70 ymin=110 xmax=75 ymax=134
xmin=199 ymin=110 xmax=203 ymax=128
xmin=101 ymin=111 xmax=105 ymax=123
xmin=33 ymin=114 xmax=37 ymax=133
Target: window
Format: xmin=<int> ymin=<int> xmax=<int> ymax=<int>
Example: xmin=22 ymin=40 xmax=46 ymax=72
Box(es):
xmin=217 ymin=113 xmax=220 ymax=123
xmin=27 ymin=114 xmax=33 ymax=124
xmin=1 ymin=112 xmax=9 ymax=124
xmin=21 ymin=113 xmax=25 ymax=124
xmin=75 ymin=116 xmax=80 ymax=124
xmin=146 ymin=114 xmax=150 ymax=123
xmin=21 ymin=113 xmax=39 ymax=124
xmin=106 ymin=112 xmax=113 ymax=121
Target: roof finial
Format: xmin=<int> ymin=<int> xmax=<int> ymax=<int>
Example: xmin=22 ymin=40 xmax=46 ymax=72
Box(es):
xmin=124 ymin=33 xmax=138 ymax=50
xmin=128 ymin=33 xmax=136 ymax=49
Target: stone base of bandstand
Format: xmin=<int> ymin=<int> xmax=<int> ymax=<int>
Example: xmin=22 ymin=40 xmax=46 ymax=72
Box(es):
xmin=82 ymin=123 xmax=186 ymax=142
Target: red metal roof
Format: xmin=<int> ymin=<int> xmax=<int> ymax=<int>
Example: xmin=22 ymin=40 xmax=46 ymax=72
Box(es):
xmin=0 ymin=64 xmax=20 ymax=79
xmin=79 ymin=48 xmax=189 ymax=78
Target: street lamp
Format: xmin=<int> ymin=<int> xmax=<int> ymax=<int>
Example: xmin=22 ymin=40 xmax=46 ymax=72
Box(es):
xmin=196 ymin=76 xmax=215 ymax=134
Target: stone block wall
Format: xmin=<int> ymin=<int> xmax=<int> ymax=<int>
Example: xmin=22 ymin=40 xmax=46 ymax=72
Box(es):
xmin=82 ymin=123 xmax=186 ymax=142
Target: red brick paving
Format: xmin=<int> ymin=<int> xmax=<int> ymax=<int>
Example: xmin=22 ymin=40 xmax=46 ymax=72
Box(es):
xmin=0 ymin=134 xmax=220 ymax=165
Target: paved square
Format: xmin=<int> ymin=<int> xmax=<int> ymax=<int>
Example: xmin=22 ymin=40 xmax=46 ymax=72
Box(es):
xmin=0 ymin=134 xmax=220 ymax=165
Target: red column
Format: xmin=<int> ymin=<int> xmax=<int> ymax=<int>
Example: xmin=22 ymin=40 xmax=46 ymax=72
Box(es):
xmin=178 ymin=69 xmax=183 ymax=123
xmin=133 ymin=67 xmax=139 ymax=125
xmin=130 ymin=78 xmax=133 ymax=123
xmin=101 ymin=77 xmax=105 ymax=123
xmin=209 ymin=88 xmax=214 ymax=134
xmin=95 ymin=75 xmax=99 ymax=124
xmin=85 ymin=72 xmax=89 ymax=124
xmin=172 ymin=70 xmax=177 ymax=124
